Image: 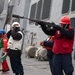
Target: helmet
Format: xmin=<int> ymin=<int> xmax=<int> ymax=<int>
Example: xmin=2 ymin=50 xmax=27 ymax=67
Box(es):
xmin=0 ymin=30 xmax=6 ymax=34
xmin=60 ymin=16 xmax=71 ymax=24
xmin=12 ymin=22 xmax=20 ymax=27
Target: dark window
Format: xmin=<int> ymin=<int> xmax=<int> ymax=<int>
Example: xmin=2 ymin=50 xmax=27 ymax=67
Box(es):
xmin=71 ymin=18 xmax=75 ymax=31
xmin=41 ymin=0 xmax=51 ymax=20
xmin=0 ymin=0 xmax=5 ymax=14
xmin=29 ymin=3 xmax=37 ymax=23
xmin=36 ymin=0 xmax=42 ymax=20
xmin=71 ymin=0 xmax=75 ymax=11
xmin=62 ymin=0 xmax=70 ymax=14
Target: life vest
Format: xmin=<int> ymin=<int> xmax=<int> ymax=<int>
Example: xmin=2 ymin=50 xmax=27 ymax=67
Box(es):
xmin=44 ymin=36 xmax=54 ymax=50
xmin=7 ymin=31 xmax=23 ymax=50
xmin=53 ymin=26 xmax=74 ymax=54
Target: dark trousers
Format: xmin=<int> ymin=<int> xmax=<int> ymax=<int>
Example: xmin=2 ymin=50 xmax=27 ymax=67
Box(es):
xmin=48 ymin=56 xmax=53 ymax=73
xmin=9 ymin=56 xmax=24 ymax=74
xmin=8 ymin=49 xmax=24 ymax=75
xmin=53 ymin=54 xmax=74 ymax=75
xmin=47 ymin=50 xmax=54 ymax=74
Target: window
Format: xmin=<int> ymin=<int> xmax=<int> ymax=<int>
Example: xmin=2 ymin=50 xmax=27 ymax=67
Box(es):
xmin=41 ymin=0 xmax=51 ymax=20
xmin=0 ymin=0 xmax=5 ymax=14
xmin=62 ymin=0 xmax=70 ymax=14
xmin=29 ymin=3 xmax=37 ymax=23
xmin=36 ymin=0 xmax=42 ymax=20
xmin=71 ymin=0 xmax=75 ymax=11
xmin=71 ymin=18 xmax=75 ymax=31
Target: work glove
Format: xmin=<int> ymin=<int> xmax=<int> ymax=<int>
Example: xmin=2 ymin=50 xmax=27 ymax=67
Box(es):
xmin=50 ymin=22 xmax=56 ymax=26
xmin=53 ymin=25 xmax=61 ymax=30
xmin=35 ymin=22 xmax=46 ymax=26
xmin=48 ymin=22 xmax=61 ymax=30
xmin=35 ymin=22 xmax=39 ymax=26
xmin=40 ymin=41 xmax=44 ymax=46
xmin=11 ymin=30 xmax=17 ymax=39
xmin=11 ymin=30 xmax=15 ymax=35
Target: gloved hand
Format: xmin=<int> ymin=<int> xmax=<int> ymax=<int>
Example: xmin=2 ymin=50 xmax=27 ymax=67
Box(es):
xmin=35 ymin=22 xmax=39 ymax=26
xmin=11 ymin=30 xmax=15 ymax=35
xmin=50 ymin=22 xmax=56 ymax=26
xmin=0 ymin=30 xmax=6 ymax=34
xmin=35 ymin=22 xmax=46 ymax=26
xmin=11 ymin=30 xmax=17 ymax=39
xmin=40 ymin=41 xmax=44 ymax=46
xmin=53 ymin=25 xmax=61 ymax=30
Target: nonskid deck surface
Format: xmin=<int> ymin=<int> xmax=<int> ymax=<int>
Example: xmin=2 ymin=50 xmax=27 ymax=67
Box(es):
xmin=0 ymin=54 xmax=75 ymax=75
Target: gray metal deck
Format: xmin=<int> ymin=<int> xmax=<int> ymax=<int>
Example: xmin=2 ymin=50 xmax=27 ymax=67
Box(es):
xmin=0 ymin=54 xmax=75 ymax=75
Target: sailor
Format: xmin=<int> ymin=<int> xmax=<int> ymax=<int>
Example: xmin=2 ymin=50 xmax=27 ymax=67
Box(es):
xmin=36 ymin=16 xmax=74 ymax=75
xmin=40 ymin=36 xmax=54 ymax=74
xmin=0 ymin=30 xmax=9 ymax=72
xmin=7 ymin=22 xmax=24 ymax=75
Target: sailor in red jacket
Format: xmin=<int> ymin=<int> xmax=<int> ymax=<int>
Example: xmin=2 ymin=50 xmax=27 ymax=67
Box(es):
xmin=0 ymin=30 xmax=9 ymax=72
xmin=37 ymin=16 xmax=74 ymax=75
xmin=40 ymin=36 xmax=54 ymax=74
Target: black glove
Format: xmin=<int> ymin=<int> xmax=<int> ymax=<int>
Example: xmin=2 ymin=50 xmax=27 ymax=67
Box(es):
xmin=53 ymin=25 xmax=61 ymax=30
xmin=11 ymin=30 xmax=18 ymax=40
xmin=50 ymin=22 xmax=56 ymax=26
xmin=36 ymin=22 xmax=45 ymax=26
xmin=35 ymin=22 xmax=39 ymax=26
xmin=11 ymin=30 xmax=16 ymax=37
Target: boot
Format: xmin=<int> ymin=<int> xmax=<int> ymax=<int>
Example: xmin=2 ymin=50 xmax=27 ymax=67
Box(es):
xmin=20 ymin=74 xmax=24 ymax=75
xmin=15 ymin=73 xmax=19 ymax=75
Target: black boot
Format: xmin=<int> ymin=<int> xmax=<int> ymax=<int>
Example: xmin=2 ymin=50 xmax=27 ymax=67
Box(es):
xmin=15 ymin=73 xmax=19 ymax=75
xmin=66 ymin=72 xmax=73 ymax=75
xmin=20 ymin=73 xmax=24 ymax=75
